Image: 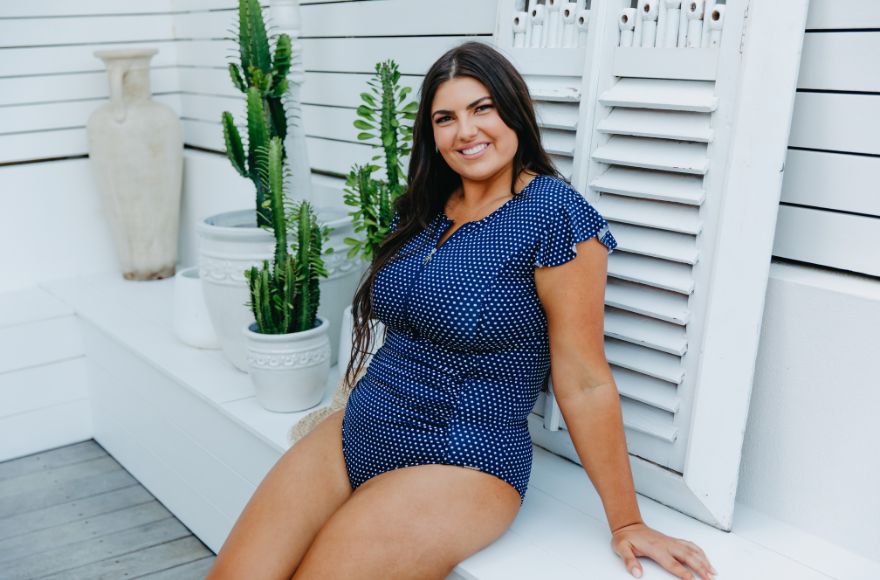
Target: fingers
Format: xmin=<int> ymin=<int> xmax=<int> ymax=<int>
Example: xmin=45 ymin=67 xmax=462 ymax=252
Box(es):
xmin=614 ymin=540 xmax=644 ymax=578
xmin=642 ymin=539 xmax=716 ymax=580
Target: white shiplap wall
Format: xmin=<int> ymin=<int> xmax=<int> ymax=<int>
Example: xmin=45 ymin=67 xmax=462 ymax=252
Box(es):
xmin=775 ymin=0 xmax=880 ymax=278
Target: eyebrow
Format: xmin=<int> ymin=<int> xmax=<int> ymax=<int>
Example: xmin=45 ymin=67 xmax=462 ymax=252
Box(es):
xmin=432 ymin=95 xmax=492 ymax=117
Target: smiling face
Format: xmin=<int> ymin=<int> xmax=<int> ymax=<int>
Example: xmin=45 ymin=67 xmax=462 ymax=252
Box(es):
xmin=430 ymin=76 xmax=519 ymax=185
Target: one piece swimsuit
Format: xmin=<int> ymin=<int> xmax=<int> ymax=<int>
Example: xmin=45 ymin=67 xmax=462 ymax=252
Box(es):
xmin=341 ymin=174 xmax=618 ymax=506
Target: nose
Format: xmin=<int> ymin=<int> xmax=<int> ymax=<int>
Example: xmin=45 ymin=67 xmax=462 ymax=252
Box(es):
xmin=457 ymin=114 xmax=479 ymax=141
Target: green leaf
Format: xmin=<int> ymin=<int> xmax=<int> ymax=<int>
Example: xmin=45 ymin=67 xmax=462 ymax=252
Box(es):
xmin=353 ymin=119 xmax=374 ymax=130
xmin=402 ymin=101 xmax=419 ymax=113
xmin=357 ymin=132 xmax=375 ymax=141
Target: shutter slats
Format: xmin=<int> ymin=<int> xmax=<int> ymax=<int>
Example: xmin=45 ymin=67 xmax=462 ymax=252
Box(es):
xmin=613 ymin=366 xmax=681 ymax=414
xmin=605 ymin=309 xmax=688 ymax=356
xmin=592 ymin=136 xmax=709 ymax=175
xmin=598 ymin=108 xmax=714 ymax=143
xmin=535 ymin=101 xmax=580 ymax=130
xmin=600 ymin=195 xmax=702 ymax=235
xmin=620 ymin=400 xmax=678 ymax=443
xmin=541 ymin=129 xmax=577 ymax=156
xmin=608 ymin=253 xmax=694 ymax=295
xmin=605 ymin=279 xmax=691 ymax=325
xmin=606 ymin=338 xmax=684 ymax=384
xmin=606 ymin=221 xmax=699 ymax=265
xmin=599 ymin=77 xmax=718 ymax=112
xmin=590 ymin=166 xmax=705 ymax=205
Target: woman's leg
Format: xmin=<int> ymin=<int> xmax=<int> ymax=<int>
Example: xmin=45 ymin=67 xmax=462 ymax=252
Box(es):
xmin=206 ymin=409 xmax=353 ymax=580
xmin=292 ymin=463 xmax=521 ymax=579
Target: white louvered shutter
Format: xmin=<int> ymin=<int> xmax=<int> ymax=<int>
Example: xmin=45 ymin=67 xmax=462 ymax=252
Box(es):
xmin=496 ymin=0 xmax=810 ymax=529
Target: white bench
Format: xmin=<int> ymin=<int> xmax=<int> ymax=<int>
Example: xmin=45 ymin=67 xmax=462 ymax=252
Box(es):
xmin=22 ymin=272 xmax=876 ymax=579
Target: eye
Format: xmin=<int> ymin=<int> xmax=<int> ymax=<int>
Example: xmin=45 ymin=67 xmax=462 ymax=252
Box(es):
xmin=476 ymin=103 xmax=494 ymax=113
xmin=434 ymin=115 xmax=452 ymax=124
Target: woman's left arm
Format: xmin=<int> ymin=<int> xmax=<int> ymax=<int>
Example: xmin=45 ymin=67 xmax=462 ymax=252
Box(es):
xmin=535 ymin=238 xmax=717 ymax=580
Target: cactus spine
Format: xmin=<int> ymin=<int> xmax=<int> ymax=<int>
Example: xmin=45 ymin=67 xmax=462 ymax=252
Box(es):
xmin=222 ymin=0 xmax=292 ymax=228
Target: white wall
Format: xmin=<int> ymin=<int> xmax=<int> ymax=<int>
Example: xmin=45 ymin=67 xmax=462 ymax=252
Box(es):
xmin=738 ymin=262 xmax=880 ymax=562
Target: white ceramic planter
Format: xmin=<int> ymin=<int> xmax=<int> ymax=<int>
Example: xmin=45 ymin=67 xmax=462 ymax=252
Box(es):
xmin=197 ymin=206 xmax=363 ymax=372
xmin=172 ymin=266 xmax=219 ymax=349
xmin=337 ymin=303 xmax=387 ymax=374
xmin=244 ymin=316 xmax=331 ymax=413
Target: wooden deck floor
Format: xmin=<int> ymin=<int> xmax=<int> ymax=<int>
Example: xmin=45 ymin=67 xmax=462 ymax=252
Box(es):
xmin=0 ymin=440 xmax=216 ymax=579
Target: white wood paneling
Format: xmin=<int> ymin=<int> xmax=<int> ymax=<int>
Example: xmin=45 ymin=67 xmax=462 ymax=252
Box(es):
xmin=798 ymin=33 xmax=880 ymax=92
xmin=781 ymin=149 xmax=880 ymax=217
xmin=773 ymin=206 xmax=880 ymax=277
xmin=805 ymin=0 xmax=880 ymax=29
xmin=3 ymin=1 xmax=175 ymax=17
xmin=0 ymin=358 xmax=88 ymax=418
xmin=0 ymin=399 xmax=92 ymax=463
xmin=789 ymin=93 xmax=880 ymax=156
xmin=0 ymin=14 xmax=175 ymax=48
xmin=0 ymin=317 xmax=83 ymax=375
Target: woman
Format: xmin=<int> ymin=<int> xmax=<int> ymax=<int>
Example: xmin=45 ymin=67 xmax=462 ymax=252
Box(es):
xmin=207 ymin=41 xmax=717 ymax=580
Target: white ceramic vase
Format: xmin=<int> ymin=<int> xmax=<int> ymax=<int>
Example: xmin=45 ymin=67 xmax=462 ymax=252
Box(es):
xmin=172 ymin=266 xmax=219 ymax=349
xmin=87 ymin=48 xmax=183 ymax=280
xmin=197 ymin=207 xmax=363 ymax=372
xmin=244 ymin=316 xmax=331 ymax=412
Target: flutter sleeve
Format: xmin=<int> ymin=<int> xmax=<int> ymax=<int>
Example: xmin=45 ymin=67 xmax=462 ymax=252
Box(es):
xmin=533 ymin=187 xmax=618 ymax=268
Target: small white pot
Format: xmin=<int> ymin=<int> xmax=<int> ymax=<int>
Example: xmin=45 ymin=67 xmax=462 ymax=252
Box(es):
xmin=338 ymin=304 xmax=387 ymax=373
xmin=244 ymin=316 xmax=331 ymax=413
xmin=172 ymin=266 xmax=219 ymax=349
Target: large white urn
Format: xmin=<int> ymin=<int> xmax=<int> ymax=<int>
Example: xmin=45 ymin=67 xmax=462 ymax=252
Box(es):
xmin=87 ymin=48 xmax=183 ymax=280
xmin=197 ymin=207 xmax=363 ymax=371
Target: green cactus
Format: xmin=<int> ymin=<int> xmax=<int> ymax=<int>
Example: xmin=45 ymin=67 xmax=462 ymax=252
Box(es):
xmin=222 ymin=0 xmax=293 ymax=228
xmin=245 ymin=137 xmax=330 ymax=335
xmin=343 ymin=59 xmax=417 ymax=262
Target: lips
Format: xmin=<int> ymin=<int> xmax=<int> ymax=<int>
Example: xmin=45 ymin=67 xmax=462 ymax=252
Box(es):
xmin=458 ymin=142 xmax=490 ymax=158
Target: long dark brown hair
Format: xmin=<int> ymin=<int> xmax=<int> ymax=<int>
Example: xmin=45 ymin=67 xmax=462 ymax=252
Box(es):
xmin=342 ymin=40 xmax=564 ymax=390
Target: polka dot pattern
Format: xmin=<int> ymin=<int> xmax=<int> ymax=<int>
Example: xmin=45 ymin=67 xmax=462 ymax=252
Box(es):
xmin=342 ymin=175 xmax=617 ymax=505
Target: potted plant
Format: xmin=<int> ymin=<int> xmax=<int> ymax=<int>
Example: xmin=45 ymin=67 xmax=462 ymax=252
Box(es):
xmin=243 ymin=136 xmax=331 ymax=412
xmin=198 ymin=0 xmax=360 ymax=371
xmin=338 ymin=59 xmax=417 ymax=371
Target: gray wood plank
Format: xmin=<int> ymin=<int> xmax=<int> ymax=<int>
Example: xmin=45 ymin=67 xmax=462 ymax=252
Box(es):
xmin=0 ymin=456 xmax=122 ymax=499
xmin=0 ymin=500 xmax=173 ymax=563
xmin=39 ymin=536 xmax=213 ymax=580
xmin=3 ymin=517 xmax=190 ymax=578
xmin=136 ymin=556 xmax=216 ymax=579
xmin=0 ymin=467 xmax=137 ymax=518
xmin=0 ymin=483 xmax=150 ymax=541
xmin=0 ymin=440 xmax=105 ymax=481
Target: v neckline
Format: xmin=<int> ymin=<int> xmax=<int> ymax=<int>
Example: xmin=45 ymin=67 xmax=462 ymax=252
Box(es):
xmin=434 ymin=175 xmax=544 ymax=252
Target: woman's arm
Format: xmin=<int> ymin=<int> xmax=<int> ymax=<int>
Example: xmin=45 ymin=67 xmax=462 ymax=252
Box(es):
xmin=534 ymin=237 xmax=716 ymax=580
xmin=534 ymin=237 xmax=641 ymax=532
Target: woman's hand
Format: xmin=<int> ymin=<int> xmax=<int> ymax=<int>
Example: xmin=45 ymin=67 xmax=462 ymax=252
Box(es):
xmin=610 ymin=522 xmax=718 ymax=579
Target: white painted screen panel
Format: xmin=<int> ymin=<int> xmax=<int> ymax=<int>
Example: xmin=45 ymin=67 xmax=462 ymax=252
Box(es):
xmin=506 ymin=0 xmax=811 ymax=530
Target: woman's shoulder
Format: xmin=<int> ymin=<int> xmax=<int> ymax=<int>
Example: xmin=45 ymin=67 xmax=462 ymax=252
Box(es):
xmin=524 ymin=174 xmax=591 ymax=209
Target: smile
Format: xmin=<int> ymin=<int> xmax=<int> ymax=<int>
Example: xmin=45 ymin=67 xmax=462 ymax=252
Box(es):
xmin=459 ymin=143 xmax=489 ymax=157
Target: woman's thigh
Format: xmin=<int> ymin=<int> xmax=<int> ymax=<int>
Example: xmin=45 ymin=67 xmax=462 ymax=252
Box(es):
xmin=206 ymin=409 xmax=353 ymax=580
xmin=292 ymin=463 xmax=522 ymax=580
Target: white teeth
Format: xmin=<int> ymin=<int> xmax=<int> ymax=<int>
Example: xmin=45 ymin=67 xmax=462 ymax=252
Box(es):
xmin=461 ymin=143 xmax=488 ymax=155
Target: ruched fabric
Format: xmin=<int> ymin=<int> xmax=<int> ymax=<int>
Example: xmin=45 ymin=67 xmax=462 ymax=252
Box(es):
xmin=342 ymin=175 xmax=617 ymax=505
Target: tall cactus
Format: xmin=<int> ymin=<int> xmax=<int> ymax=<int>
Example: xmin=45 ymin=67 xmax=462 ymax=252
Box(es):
xmin=222 ymin=0 xmax=292 ymax=228
xmin=245 ymin=137 xmax=329 ymax=335
xmin=343 ymin=59 xmax=417 ymax=262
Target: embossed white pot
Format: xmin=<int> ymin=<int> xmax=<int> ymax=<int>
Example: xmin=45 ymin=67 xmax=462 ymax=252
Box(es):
xmin=197 ymin=207 xmax=363 ymax=372
xmin=244 ymin=316 xmax=331 ymax=412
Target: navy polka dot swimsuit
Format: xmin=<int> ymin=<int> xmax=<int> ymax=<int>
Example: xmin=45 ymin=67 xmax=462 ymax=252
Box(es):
xmin=341 ymin=175 xmax=618 ymax=505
